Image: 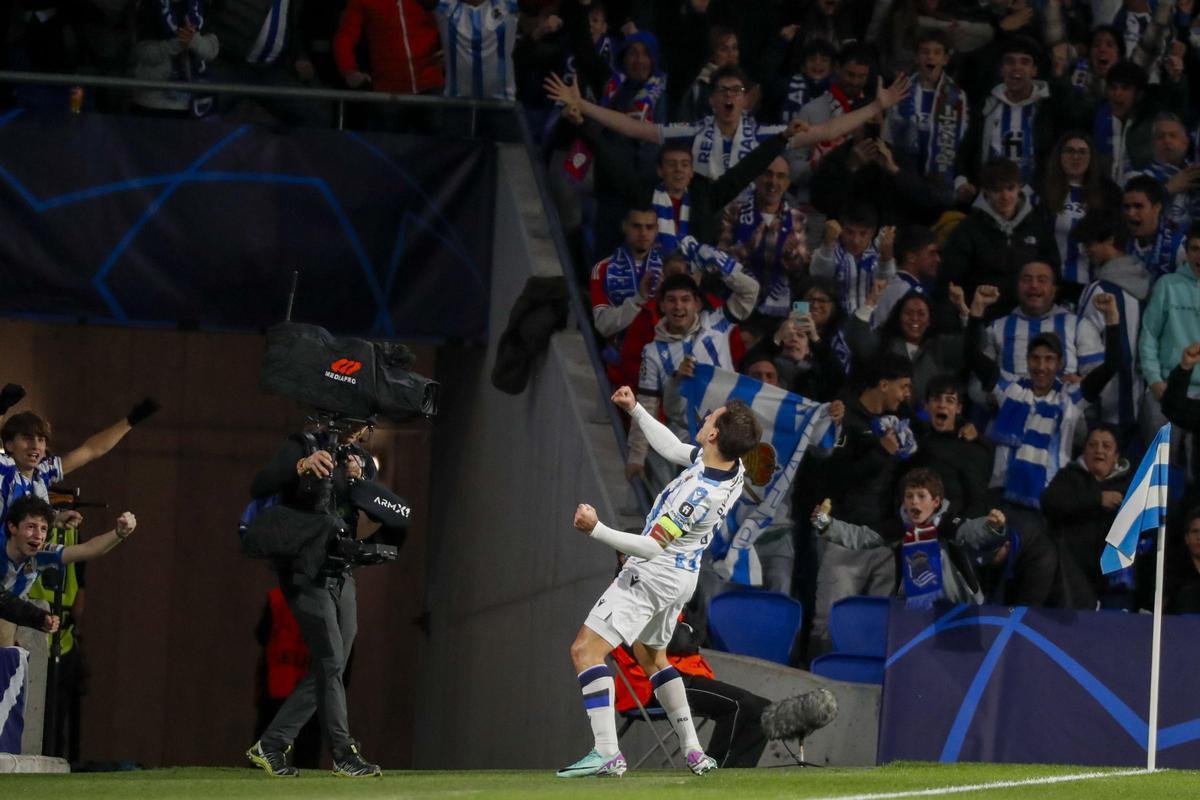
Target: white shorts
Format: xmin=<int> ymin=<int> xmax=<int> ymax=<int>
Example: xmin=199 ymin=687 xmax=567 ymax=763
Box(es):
xmin=584 ymin=562 xmax=696 ymax=650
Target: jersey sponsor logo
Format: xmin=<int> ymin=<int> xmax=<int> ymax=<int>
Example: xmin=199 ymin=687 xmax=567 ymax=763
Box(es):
xmin=678 ymin=502 xmax=695 ymax=518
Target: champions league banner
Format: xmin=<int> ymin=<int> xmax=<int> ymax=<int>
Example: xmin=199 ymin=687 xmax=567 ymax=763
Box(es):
xmin=0 ymin=647 xmax=28 ymax=754
xmin=681 ymin=364 xmax=832 ymax=586
xmin=879 ymin=601 xmax=1200 ymax=768
xmin=0 ymin=109 xmax=495 ymax=341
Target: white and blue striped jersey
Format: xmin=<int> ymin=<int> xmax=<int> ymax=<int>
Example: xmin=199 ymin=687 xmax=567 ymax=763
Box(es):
xmin=1054 ymin=186 xmax=1090 ymax=287
xmin=1 ymin=534 xmax=63 ymax=599
xmin=638 ymin=310 xmax=735 ymax=396
xmin=436 ymin=0 xmax=518 ymax=101
xmin=984 ymin=306 xmax=1102 ymax=380
xmin=1078 ymin=280 xmax=1143 ymax=427
xmin=0 ymin=454 xmax=63 ymax=522
xmin=636 ymin=447 xmax=745 ymax=573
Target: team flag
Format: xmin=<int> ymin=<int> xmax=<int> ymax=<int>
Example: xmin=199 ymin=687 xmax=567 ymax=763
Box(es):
xmin=681 ymin=364 xmax=835 ymax=585
xmin=1101 ymin=423 xmax=1173 ymax=575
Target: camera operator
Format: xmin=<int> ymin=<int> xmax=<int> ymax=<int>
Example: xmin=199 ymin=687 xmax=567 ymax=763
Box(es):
xmin=245 ymin=421 xmax=389 ymax=779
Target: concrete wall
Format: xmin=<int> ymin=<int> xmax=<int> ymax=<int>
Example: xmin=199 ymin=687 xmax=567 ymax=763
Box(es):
xmin=414 ymin=145 xmax=644 ymax=768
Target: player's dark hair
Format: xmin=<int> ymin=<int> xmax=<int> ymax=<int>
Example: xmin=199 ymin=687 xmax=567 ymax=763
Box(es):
xmin=840 ymin=203 xmax=879 ymax=231
xmin=875 ymin=353 xmax=914 ymax=383
xmin=711 ymin=65 xmax=750 ymax=89
xmin=836 ymin=42 xmax=874 ymax=68
xmin=1074 ymin=207 xmax=1127 ymax=248
xmin=715 ymin=399 xmax=762 ymax=461
xmin=925 ymin=374 xmax=964 ymax=402
xmin=998 ymin=35 xmax=1041 ymax=63
xmin=1106 ymin=60 xmax=1148 ymax=92
xmin=625 ymin=203 xmax=657 ymax=220
xmin=4 ymin=495 xmax=55 ymax=532
xmin=980 ymin=158 xmax=1021 ymax=192
xmin=1124 ymin=175 xmax=1165 ymax=207
xmin=658 ymin=141 xmax=694 ymax=166
xmin=1027 ymin=331 xmax=1064 ymax=359
xmin=895 ymin=225 xmax=937 ymax=264
xmin=1019 ymin=259 xmax=1060 ymax=286
xmin=1 ymin=411 xmax=51 ymax=446
xmin=915 ymin=29 xmax=951 ymax=54
xmin=658 ymin=273 xmax=702 ymax=302
xmin=903 ymin=468 xmax=945 ymax=500
xmin=1087 ymin=423 xmax=1121 ymax=446
xmin=1187 ymin=223 xmax=1200 ymax=246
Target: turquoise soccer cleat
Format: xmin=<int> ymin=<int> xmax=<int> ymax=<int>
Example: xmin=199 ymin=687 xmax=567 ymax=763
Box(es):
xmin=555 ymin=749 xmax=628 ymax=778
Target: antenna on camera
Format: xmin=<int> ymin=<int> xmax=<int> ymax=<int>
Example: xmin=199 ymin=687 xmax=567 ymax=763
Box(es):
xmin=284 ymin=270 xmax=300 ymax=322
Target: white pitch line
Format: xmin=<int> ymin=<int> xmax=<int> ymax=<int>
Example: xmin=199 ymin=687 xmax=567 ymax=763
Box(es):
xmin=807 ymin=768 xmax=1155 ymax=800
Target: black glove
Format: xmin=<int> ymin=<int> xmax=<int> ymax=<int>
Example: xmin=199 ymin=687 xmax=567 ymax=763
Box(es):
xmin=0 ymin=384 xmax=25 ymax=415
xmin=126 ymin=398 xmax=161 ymax=426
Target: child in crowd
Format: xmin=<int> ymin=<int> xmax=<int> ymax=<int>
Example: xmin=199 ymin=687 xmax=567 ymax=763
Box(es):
xmin=813 ymin=468 xmax=1007 ymax=607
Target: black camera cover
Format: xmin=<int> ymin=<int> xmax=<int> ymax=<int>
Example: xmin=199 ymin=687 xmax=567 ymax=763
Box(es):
xmin=260 ymin=322 xmax=438 ymax=421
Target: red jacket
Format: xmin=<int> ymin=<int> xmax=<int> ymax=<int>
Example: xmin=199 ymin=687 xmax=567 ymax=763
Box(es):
xmin=334 ymin=0 xmax=445 ymax=95
xmin=612 ymin=645 xmax=714 ymax=713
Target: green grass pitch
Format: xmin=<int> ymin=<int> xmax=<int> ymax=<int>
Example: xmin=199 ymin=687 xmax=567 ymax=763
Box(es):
xmin=4 ymin=762 xmax=1199 ymax=799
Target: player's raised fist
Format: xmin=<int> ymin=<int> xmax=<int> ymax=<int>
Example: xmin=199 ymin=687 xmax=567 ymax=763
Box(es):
xmin=611 ymin=386 xmax=637 ymax=413
xmin=574 ymin=503 xmax=598 ymax=533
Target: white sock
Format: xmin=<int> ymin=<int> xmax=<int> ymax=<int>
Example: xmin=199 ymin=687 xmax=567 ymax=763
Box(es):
xmin=651 ymin=666 xmax=701 ymax=752
xmin=577 ymin=665 xmax=619 ymax=757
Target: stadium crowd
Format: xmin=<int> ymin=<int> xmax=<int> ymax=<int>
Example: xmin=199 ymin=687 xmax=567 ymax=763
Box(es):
xmin=4 ymin=0 xmax=1200 ymax=664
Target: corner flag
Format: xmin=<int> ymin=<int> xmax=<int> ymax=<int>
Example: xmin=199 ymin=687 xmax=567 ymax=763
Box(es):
xmin=1101 ymin=424 xmax=1172 ymax=575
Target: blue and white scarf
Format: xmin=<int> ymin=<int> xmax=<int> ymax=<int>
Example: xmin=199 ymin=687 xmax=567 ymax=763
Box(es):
xmin=1093 ymin=103 xmax=1132 ymax=183
xmin=603 ymin=246 xmax=662 ymax=307
xmin=731 ymin=196 xmax=797 ymax=315
xmin=651 ymin=185 xmax=689 ymax=253
xmin=991 ymin=378 xmax=1076 ymax=508
xmin=833 ymin=244 xmax=880 ymax=315
xmin=693 ymin=113 xmax=758 ymax=179
xmin=890 ymin=73 xmax=967 ymax=193
xmin=1127 ymin=222 xmax=1183 ymax=279
xmin=870 ymin=415 xmax=917 ymax=460
xmin=1078 ymin=280 xmax=1142 ymax=428
xmin=782 ymin=74 xmax=830 ymax=122
xmin=602 ymin=69 xmax=666 ymax=121
xmin=901 ymin=521 xmax=944 ymax=609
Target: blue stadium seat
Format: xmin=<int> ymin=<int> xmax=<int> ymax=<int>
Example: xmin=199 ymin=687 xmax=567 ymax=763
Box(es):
xmin=810 ymin=653 xmax=886 ymax=685
xmin=707 ymin=589 xmax=802 ymax=666
xmin=829 ymin=596 xmax=892 ymax=657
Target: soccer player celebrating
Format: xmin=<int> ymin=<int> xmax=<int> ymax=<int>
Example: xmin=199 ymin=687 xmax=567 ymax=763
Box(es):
xmin=559 ymin=386 xmax=761 ymax=778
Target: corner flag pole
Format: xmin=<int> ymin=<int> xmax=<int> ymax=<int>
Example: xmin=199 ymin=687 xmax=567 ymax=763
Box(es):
xmin=1146 ymin=451 xmax=1168 ymax=772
